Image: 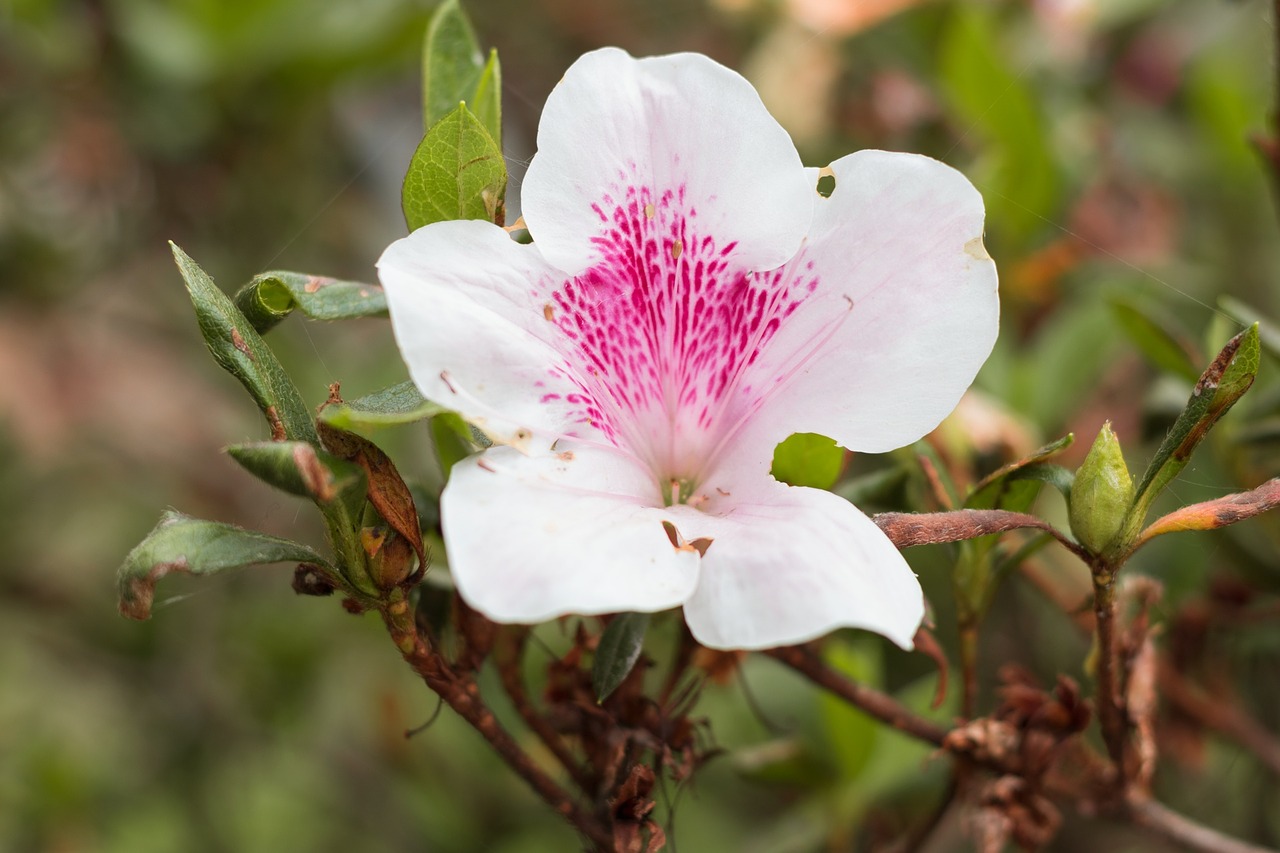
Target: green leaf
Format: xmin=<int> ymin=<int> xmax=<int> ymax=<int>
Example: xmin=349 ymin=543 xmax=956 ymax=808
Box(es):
xmin=421 ymin=0 xmax=485 ymax=132
xmin=319 ymin=381 xmax=445 ymax=430
xmin=819 ymin=639 xmax=881 ymax=780
xmin=1111 ymin=298 xmax=1201 ymax=382
xmin=118 ymin=511 xmax=328 ymax=620
xmin=233 ymin=271 xmax=387 ymax=335
xmin=1008 ymin=462 xmax=1075 ymax=498
xmin=170 ymin=243 xmax=318 ymax=444
xmin=402 ymin=103 xmax=507 ymax=230
xmin=471 ymin=48 xmax=502 ymax=146
xmin=1116 ymin=325 xmax=1261 ymax=555
xmin=938 ymin=4 xmax=1058 ymax=246
xmin=592 ymin=612 xmax=650 ymax=702
xmin=966 ymin=433 xmax=1074 ymax=509
xmin=771 ymin=433 xmax=845 ymax=490
xmin=431 ymin=412 xmax=479 ymax=477
xmin=834 ymin=464 xmax=909 ymax=506
xmin=226 ymin=441 xmax=364 ymax=504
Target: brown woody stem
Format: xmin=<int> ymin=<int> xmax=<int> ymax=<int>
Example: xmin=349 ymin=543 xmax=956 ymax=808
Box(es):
xmin=1128 ymin=796 xmax=1280 ymax=853
xmin=495 ymin=627 xmax=597 ymax=794
xmin=1091 ymin=565 xmax=1127 ymax=771
xmin=380 ymin=600 xmax=613 ymax=850
xmin=764 ymin=645 xmax=947 ymax=745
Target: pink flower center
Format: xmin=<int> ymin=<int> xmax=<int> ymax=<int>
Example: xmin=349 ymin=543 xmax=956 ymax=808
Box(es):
xmin=539 ymin=184 xmax=821 ymax=502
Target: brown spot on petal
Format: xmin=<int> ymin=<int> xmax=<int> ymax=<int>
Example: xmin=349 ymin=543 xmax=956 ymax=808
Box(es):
xmin=660 ymin=520 xmax=712 ymax=556
xmin=543 ymin=303 xmax=555 ymax=321
xmin=965 ymin=236 xmax=991 ymax=261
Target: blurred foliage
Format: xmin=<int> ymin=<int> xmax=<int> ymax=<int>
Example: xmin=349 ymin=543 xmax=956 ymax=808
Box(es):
xmin=3 ymin=0 xmax=1280 ymax=850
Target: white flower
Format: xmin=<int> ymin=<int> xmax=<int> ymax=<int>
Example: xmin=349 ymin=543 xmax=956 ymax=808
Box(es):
xmin=379 ymin=48 xmax=998 ymax=650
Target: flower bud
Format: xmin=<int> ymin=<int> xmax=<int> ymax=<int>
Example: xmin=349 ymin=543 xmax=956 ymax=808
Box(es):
xmin=1069 ymin=422 xmax=1134 ymax=554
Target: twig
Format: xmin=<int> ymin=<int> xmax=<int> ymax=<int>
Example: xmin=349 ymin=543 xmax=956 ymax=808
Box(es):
xmin=1156 ymin=659 xmax=1280 ymax=778
xmin=495 ymin=627 xmax=597 ymax=794
xmin=764 ymin=646 xmax=947 ymax=745
xmin=1127 ymin=796 xmax=1280 ymax=853
xmin=1091 ymin=567 xmax=1127 ymax=771
xmin=380 ymin=600 xmax=614 ymax=851
xmin=873 ymin=509 xmax=1089 ymax=561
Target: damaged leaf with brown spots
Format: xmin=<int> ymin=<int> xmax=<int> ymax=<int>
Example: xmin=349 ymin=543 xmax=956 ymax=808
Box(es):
xmin=171 ymin=243 xmax=317 ymax=444
xmin=117 ymin=511 xmax=330 ymax=620
xmin=317 ymin=421 xmax=427 ymax=579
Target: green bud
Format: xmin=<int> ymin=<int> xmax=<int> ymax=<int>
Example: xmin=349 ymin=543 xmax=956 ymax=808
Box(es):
xmin=1069 ymin=422 xmax=1135 ymax=554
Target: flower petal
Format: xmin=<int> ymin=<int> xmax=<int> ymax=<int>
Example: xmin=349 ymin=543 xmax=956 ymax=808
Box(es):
xmin=712 ymin=150 xmax=999 ymax=469
xmin=677 ymin=477 xmax=924 ymax=650
xmin=441 ymin=442 xmax=701 ymax=623
xmin=522 ymin=47 xmax=813 ymax=276
xmin=379 ymin=220 xmax=616 ymax=445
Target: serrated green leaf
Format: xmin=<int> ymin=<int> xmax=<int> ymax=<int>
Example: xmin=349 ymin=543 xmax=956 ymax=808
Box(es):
xmin=170 ymin=243 xmax=317 ymax=444
xmin=592 ymin=612 xmax=650 ymax=702
xmin=771 ymin=433 xmax=845 ymax=490
xmin=118 ymin=511 xmax=328 ymax=620
xmin=226 ymin=441 xmax=364 ymax=503
xmin=421 ymin=0 xmax=485 ymax=131
xmin=403 ymin=103 xmax=506 ymax=230
xmin=471 ymin=48 xmax=502 ymax=146
xmin=1116 ymin=325 xmax=1261 ymax=556
xmin=1111 ymin=298 xmax=1201 ymax=382
xmin=233 ymin=271 xmax=387 ymax=334
xmin=319 ymin=381 xmax=445 ymax=430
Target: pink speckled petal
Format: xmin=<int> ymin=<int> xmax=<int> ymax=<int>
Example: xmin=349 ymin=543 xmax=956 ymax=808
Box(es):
xmin=710 ymin=151 xmax=999 ymax=474
xmin=379 ymin=220 xmax=615 ymax=446
xmin=442 ymin=442 xmax=701 ymax=623
xmin=676 ymin=476 xmax=924 ymax=651
xmin=522 ymin=48 xmax=813 ymax=277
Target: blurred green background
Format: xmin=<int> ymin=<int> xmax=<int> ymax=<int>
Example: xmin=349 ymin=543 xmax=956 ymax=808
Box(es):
xmin=3 ymin=0 xmax=1280 ymax=850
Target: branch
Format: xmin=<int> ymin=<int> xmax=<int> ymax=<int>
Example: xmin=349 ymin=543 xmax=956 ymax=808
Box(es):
xmin=764 ymin=645 xmax=948 ymax=745
xmin=873 ymin=509 xmax=1089 ymax=560
xmin=495 ymin=627 xmax=597 ymax=793
xmin=1091 ymin=568 xmax=1128 ymax=770
xmin=380 ymin=600 xmax=614 ymax=851
xmin=1127 ymin=796 xmax=1280 ymax=853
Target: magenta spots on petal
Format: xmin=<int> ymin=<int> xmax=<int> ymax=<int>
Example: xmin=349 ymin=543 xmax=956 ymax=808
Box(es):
xmin=534 ymin=184 xmax=823 ymax=477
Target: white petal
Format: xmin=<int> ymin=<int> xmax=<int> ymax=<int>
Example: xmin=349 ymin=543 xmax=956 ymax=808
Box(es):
xmin=678 ymin=477 xmax=924 ymax=650
xmin=379 ymin=220 xmax=614 ymax=445
xmin=522 ymin=48 xmax=813 ymax=276
xmin=441 ymin=442 xmax=701 ymax=623
xmin=715 ymin=150 xmax=999 ymax=465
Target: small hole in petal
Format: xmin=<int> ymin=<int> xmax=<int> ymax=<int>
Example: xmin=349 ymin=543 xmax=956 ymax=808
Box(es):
xmin=816 ymin=167 xmax=836 ymax=198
